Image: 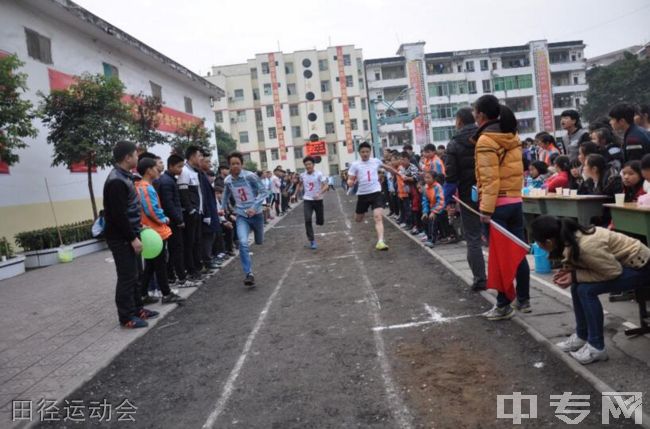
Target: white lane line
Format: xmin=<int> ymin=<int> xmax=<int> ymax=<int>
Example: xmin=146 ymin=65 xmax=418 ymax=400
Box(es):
xmin=295 ymin=252 xmax=363 ymax=264
xmin=373 ymin=304 xmax=478 ymax=332
xmin=202 ymin=256 xmax=297 ymax=429
xmin=335 ymin=191 xmax=413 ymax=429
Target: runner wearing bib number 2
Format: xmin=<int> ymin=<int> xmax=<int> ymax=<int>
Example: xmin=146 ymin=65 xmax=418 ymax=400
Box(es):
xmin=222 ymin=152 xmax=270 ymax=287
xmin=293 ymin=156 xmax=329 ymax=250
xmin=347 ymin=142 xmax=400 ymax=251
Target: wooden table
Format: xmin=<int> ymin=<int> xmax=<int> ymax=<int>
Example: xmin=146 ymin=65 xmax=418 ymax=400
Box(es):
xmin=604 ymin=203 xmax=650 ymax=244
xmin=523 ymin=194 xmax=612 ymax=226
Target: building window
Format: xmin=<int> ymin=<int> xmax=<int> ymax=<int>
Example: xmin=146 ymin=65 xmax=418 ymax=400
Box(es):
xmin=348 ymin=97 xmax=356 ymax=109
xmin=324 ymin=101 xmax=333 ymax=113
xmin=480 ymin=60 xmax=489 ymax=71
xmin=374 ymin=72 xmax=381 ymax=80
xmin=319 ymin=59 xmax=328 ymax=71
xmin=321 ymin=80 xmax=330 ymax=92
xmin=351 ymin=119 xmax=358 ymax=130
xmin=294 ymin=146 xmax=303 ymax=159
xmin=330 ymin=164 xmax=340 ymax=175
xmin=271 ymin=148 xmax=279 ymax=160
xmin=239 ymin=131 xmax=249 ymax=143
xmin=103 ymin=62 xmax=119 ymax=79
xmin=361 ymin=98 xmax=367 ymax=110
xmin=290 ymin=104 xmax=299 ymax=116
xmin=255 ymin=109 xmax=263 ymax=122
xmin=285 ymin=62 xmax=294 ymax=74
xmin=326 ymin=122 xmax=335 ymax=134
xmin=234 ymin=89 xmax=244 ymax=100
xmin=266 ymin=105 xmax=274 ymax=117
xmin=432 ymin=126 xmax=455 ymax=142
xmin=356 ymin=57 xmax=363 ymax=71
xmin=343 ymin=54 xmax=351 ymax=66
xmin=505 ymin=96 xmax=534 ymax=113
xmin=465 ymin=61 xmax=475 ymax=72
xmin=345 ymin=75 xmax=354 ymax=87
xmin=264 ymin=83 xmax=272 ymax=96
xmin=550 ymin=51 xmax=569 ymax=64
xmin=25 ymin=28 xmax=52 ymax=64
xmin=257 ymin=129 xmax=265 ymax=142
xmin=363 ymin=119 xmax=369 ymax=131
xmin=150 ymin=81 xmax=162 ymax=101
xmin=457 ymin=64 xmax=462 ymax=73
xmin=261 ymin=62 xmax=270 ymax=74
xmin=428 ymin=80 xmax=468 ymax=97
xmin=292 ymin=126 xmax=301 ymax=138
xmin=493 ymin=74 xmax=533 ymax=91
xmin=215 ymin=111 xmax=223 ymax=123
xmin=359 ymin=78 xmax=365 ymax=90
xmin=571 ymin=54 xmax=577 ymax=62
xmin=269 ymin=127 xmax=277 ymax=139
xmin=482 ymin=79 xmax=491 ymax=93
xmin=492 ymin=61 xmax=498 ymax=70
xmin=327 ymin=142 xmax=337 ymax=154
xmin=430 ymin=103 xmax=469 ymax=120
xmin=250 ymin=68 xmax=258 ymax=79
xmin=287 ymin=83 xmax=296 ymax=96
xmin=237 ymin=110 xmax=247 ymax=122
xmin=518 ymin=118 xmax=536 ymax=133
xmin=573 ymin=76 xmax=579 ymax=85
xmin=253 ymin=88 xmax=259 ymax=100
xmin=184 ymin=97 xmax=193 ymax=114
xmin=427 ymin=62 xmax=452 ymax=75
xmin=260 ymin=151 xmax=267 ymax=163
xmin=468 ymin=81 xmax=477 ymax=94
xmin=502 ymin=56 xmax=530 ymax=69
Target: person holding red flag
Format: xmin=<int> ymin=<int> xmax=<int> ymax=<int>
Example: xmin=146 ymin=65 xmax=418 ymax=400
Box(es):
xmin=473 ymin=94 xmax=531 ymax=321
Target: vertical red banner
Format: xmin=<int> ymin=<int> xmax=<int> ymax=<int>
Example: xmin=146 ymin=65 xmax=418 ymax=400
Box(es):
xmin=268 ymin=53 xmax=287 ymax=161
xmin=531 ymin=41 xmax=555 ymax=133
xmin=336 ymin=47 xmax=354 ymax=154
xmin=407 ymin=60 xmax=429 ymax=146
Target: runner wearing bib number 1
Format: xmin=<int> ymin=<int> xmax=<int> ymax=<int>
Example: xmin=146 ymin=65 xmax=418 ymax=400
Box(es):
xmin=347 ymin=142 xmax=400 ymax=251
xmin=292 ymin=156 xmax=329 ymax=250
xmin=222 ymin=152 xmax=270 ymax=287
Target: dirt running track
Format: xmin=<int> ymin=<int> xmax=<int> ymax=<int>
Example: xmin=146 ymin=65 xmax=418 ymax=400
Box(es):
xmin=38 ymin=191 xmax=634 ymax=428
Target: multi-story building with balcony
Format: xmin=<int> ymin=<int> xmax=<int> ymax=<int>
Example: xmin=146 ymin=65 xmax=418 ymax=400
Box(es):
xmin=365 ymin=40 xmax=587 ymax=151
xmin=207 ymin=46 xmax=370 ymax=175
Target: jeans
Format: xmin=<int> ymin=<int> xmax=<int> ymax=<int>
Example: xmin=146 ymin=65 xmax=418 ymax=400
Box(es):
xmin=236 ymin=213 xmax=265 ymax=275
xmin=167 ymin=224 xmax=186 ymax=281
xmin=142 ymin=241 xmax=171 ymax=297
xmin=107 ymin=239 xmax=143 ymax=324
xmin=460 ymin=202 xmax=486 ymax=287
xmin=303 ymin=200 xmax=324 ymax=242
xmin=489 ymin=202 xmax=530 ymax=307
xmin=572 ymin=265 xmax=650 ymax=349
xmin=183 ymin=212 xmax=201 ymax=275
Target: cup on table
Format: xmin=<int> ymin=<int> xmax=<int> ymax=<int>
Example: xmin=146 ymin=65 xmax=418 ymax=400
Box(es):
xmin=570 ymin=189 xmax=578 ymax=197
xmin=556 ymin=187 xmax=563 ymax=196
xmin=563 ymin=188 xmax=571 ymax=197
xmin=615 ymin=193 xmax=625 ymax=206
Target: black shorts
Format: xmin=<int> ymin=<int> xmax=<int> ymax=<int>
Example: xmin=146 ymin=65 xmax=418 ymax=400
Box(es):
xmin=355 ymin=192 xmax=385 ymax=214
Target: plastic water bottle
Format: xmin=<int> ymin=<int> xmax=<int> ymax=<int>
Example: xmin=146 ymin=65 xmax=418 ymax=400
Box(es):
xmin=531 ymin=243 xmax=551 ymax=274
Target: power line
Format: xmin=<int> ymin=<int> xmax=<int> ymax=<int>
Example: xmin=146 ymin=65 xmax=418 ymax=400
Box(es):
xmin=560 ymin=3 xmax=650 ymax=38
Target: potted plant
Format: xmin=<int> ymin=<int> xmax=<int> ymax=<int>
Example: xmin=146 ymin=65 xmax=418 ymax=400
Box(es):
xmin=0 ymin=236 xmax=26 ymax=280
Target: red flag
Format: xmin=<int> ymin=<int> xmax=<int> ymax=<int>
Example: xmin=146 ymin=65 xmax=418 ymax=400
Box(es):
xmin=487 ymin=222 xmax=530 ymax=301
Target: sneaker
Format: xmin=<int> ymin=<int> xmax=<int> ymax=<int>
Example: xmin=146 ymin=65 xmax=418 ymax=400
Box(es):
xmin=512 ymin=299 xmax=532 ymax=313
xmin=556 ymin=333 xmax=587 ymax=352
xmin=375 ymin=240 xmax=389 ymax=251
xmin=170 ymin=287 xmax=180 ymax=295
xmin=141 ymin=295 xmax=159 ymax=305
xmin=161 ymin=292 xmax=186 ymax=305
xmin=209 ymin=261 xmax=222 ymax=270
xmin=471 ymin=281 xmax=487 ymax=292
xmin=177 ymin=279 xmax=201 ymax=288
xmin=420 ymin=235 xmax=430 ymax=242
xmin=482 ymin=305 xmax=514 ymax=321
xmin=570 ymin=343 xmax=608 ymax=365
xmin=424 ymin=241 xmax=435 ymax=248
xmin=399 ymin=223 xmax=407 ymax=228
xmin=138 ymin=308 xmax=160 ymax=320
xmin=417 ymin=232 xmax=427 ymax=239
xmin=244 ymin=273 xmax=256 ymax=287
xmin=122 ymin=317 xmax=148 ymax=329
xmin=310 ymin=241 xmax=318 ymax=250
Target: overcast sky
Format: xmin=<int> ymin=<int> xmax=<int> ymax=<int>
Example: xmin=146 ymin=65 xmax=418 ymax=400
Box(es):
xmin=75 ymin=0 xmax=650 ymax=75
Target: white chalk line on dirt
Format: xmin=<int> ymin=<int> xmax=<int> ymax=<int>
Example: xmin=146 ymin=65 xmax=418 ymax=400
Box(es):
xmin=202 ymin=255 xmax=297 ymax=429
xmin=373 ymin=304 xmax=479 ymax=331
xmin=335 ymin=190 xmax=413 ymax=429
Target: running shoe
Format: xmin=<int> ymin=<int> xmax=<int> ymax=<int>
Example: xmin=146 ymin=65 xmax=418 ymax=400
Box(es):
xmin=121 ymin=317 xmax=148 ymax=329
xmin=161 ymin=292 xmax=186 ymax=305
xmin=556 ymin=333 xmax=586 ymax=352
xmin=138 ymin=308 xmax=160 ymax=320
xmin=482 ymin=305 xmax=514 ymax=321
xmin=375 ymin=240 xmax=389 ymax=251
xmin=310 ymin=241 xmax=318 ymax=250
xmin=244 ymin=273 xmax=256 ymax=287
xmin=512 ymin=299 xmax=532 ymax=313
xmin=570 ymin=343 xmax=608 ymax=365
xmin=141 ymin=295 xmax=159 ymax=305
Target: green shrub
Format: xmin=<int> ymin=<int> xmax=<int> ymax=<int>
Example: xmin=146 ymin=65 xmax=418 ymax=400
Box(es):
xmin=0 ymin=237 xmax=14 ymax=258
xmin=14 ymin=220 xmax=94 ymax=252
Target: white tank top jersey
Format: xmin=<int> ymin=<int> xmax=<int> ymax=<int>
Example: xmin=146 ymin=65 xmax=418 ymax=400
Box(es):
xmin=300 ymin=171 xmax=325 ymax=200
xmin=349 ymin=158 xmax=383 ymax=195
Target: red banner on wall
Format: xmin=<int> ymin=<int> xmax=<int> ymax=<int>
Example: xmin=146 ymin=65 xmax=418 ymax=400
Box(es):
xmin=407 ymin=60 xmax=430 ymax=147
xmin=337 ymin=46 xmax=354 ymax=154
xmin=531 ymin=41 xmax=555 ymax=133
xmin=268 ymin=53 xmax=287 ymax=161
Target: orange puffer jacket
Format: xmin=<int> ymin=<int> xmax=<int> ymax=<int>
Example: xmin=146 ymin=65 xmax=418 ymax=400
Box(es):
xmin=474 ymin=122 xmax=524 ymax=214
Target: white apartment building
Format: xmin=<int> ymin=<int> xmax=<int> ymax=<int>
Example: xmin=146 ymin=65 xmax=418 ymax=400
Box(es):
xmin=207 ymin=46 xmax=370 ymax=175
xmin=0 ymin=0 xmax=223 ymax=241
xmin=365 ymin=40 xmax=588 ymax=151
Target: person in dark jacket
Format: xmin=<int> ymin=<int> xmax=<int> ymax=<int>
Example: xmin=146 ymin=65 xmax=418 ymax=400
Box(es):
xmin=609 ymin=102 xmax=650 ymax=162
xmin=155 ymin=154 xmax=199 ymax=288
xmin=103 ymin=141 xmax=158 ymax=329
xmin=444 ymin=107 xmax=487 ymax=291
xmin=178 ymin=146 xmax=204 ymax=280
xmin=199 ymin=149 xmax=222 ymax=272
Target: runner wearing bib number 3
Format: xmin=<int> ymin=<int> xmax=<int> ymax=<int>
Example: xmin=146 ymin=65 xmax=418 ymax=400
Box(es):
xmin=222 ymin=152 xmax=270 ymax=287
xmin=347 ymin=142 xmax=400 ymax=251
xmin=292 ymin=156 xmax=329 ymax=249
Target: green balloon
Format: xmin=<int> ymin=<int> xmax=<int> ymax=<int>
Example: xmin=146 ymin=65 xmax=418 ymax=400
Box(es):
xmin=141 ymin=228 xmax=163 ymax=259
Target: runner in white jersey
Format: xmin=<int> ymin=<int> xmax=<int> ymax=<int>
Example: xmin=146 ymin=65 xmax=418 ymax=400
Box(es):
xmin=347 ymin=142 xmax=400 ymax=250
xmin=292 ymin=156 xmax=329 ymax=249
